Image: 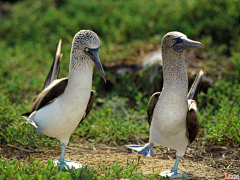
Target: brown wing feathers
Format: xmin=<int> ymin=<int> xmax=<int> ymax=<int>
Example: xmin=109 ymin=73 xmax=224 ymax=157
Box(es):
xmin=80 ymin=90 xmax=95 ymax=123
xmin=30 ymin=78 xmax=68 ymax=112
xmin=147 ymin=92 xmax=161 ymax=126
xmin=186 ymin=70 xmax=203 ymax=144
xmin=43 ymin=39 xmax=63 ymax=90
xmin=186 ymin=100 xmax=199 ymax=144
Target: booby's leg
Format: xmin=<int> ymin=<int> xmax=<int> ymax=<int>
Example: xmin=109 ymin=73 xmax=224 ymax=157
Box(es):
xmin=125 ymin=143 xmax=156 ymax=157
xmin=159 ymin=156 xmax=188 ymax=179
xmin=22 ymin=116 xmax=43 ymax=135
xmin=53 ymin=143 xmax=85 ymax=169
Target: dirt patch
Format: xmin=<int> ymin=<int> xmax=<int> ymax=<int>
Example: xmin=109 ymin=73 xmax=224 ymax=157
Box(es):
xmin=1 ymin=141 xmax=239 ymax=179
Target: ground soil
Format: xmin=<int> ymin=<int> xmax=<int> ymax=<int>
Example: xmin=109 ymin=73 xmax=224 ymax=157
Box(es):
xmin=1 ymin=140 xmax=239 ymax=180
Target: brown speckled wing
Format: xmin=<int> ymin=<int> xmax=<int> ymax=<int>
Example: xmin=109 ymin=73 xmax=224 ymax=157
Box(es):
xmin=186 ymin=99 xmax=199 ymax=144
xmin=147 ymin=92 xmax=161 ymax=126
xmin=22 ymin=78 xmax=68 ymax=116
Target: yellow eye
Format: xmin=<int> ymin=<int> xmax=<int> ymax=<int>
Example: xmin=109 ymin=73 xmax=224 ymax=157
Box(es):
xmin=85 ymin=47 xmax=89 ymax=51
xmin=172 ymin=40 xmax=176 ymax=44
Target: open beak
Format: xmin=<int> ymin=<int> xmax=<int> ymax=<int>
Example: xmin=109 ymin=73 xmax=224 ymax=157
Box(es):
xmin=85 ymin=48 xmax=106 ymax=82
xmin=172 ymin=37 xmax=203 ymax=53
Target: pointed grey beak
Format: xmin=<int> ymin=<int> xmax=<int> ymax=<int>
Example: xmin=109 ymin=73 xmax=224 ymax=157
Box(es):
xmin=84 ymin=48 xmax=106 ymax=82
xmin=172 ymin=37 xmax=203 ymax=53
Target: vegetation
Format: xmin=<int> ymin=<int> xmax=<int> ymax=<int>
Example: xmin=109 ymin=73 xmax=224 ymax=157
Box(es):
xmin=0 ymin=156 xmax=164 ymax=180
xmin=0 ymin=0 xmax=239 ymax=179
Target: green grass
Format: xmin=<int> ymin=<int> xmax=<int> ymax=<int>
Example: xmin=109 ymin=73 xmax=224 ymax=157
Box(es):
xmin=199 ymin=79 xmax=240 ymax=143
xmin=0 ymin=155 xmax=165 ymax=180
xmin=0 ymin=0 xmax=240 ymax=179
xmin=1 ymin=0 xmax=240 ymax=47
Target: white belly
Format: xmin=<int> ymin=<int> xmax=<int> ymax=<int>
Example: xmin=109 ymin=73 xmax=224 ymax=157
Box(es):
xmin=32 ymin=89 xmax=91 ymax=145
xmin=150 ymin=91 xmax=188 ymax=157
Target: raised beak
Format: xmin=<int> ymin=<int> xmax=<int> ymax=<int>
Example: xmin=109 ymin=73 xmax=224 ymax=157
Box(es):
xmin=85 ymin=48 xmax=106 ymax=82
xmin=181 ymin=37 xmax=203 ymax=48
xmin=172 ymin=37 xmax=203 ymax=53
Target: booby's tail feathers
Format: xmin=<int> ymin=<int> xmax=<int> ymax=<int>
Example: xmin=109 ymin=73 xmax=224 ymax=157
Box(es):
xmin=22 ymin=116 xmax=43 ymax=134
xmin=187 ymin=70 xmax=204 ymax=102
xmin=43 ymin=39 xmax=63 ymax=90
xmin=125 ymin=143 xmax=156 ymax=157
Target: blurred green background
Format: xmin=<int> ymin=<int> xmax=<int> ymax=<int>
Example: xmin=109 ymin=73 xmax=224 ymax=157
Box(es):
xmin=0 ymin=0 xmax=239 ymax=178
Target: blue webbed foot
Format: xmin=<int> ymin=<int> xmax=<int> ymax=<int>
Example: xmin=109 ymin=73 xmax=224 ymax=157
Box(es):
xmin=126 ymin=143 xmax=156 ymax=157
xmin=159 ymin=156 xmax=188 ymax=179
xmin=54 ymin=143 xmax=85 ymax=169
xmin=53 ymin=159 xmax=85 ymax=170
xmin=159 ymin=170 xmax=188 ymax=179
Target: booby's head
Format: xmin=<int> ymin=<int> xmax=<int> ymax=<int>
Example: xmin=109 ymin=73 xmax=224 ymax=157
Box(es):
xmin=72 ymin=30 xmax=106 ymax=82
xmin=162 ymin=31 xmax=203 ymax=54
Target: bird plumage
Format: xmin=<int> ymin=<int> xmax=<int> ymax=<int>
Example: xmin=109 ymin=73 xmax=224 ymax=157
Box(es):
xmin=43 ymin=39 xmax=63 ymax=89
xmin=22 ymin=30 xmax=106 ymax=169
xmin=126 ymin=31 xmax=203 ymax=178
xmin=147 ymin=92 xmax=161 ymax=126
xmin=150 ymin=32 xmax=203 ymax=157
xmin=147 ymin=71 xmax=203 ymax=145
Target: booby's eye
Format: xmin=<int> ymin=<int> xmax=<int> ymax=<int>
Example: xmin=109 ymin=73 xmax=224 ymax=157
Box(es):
xmin=172 ymin=39 xmax=176 ymax=44
xmin=85 ymin=47 xmax=89 ymax=51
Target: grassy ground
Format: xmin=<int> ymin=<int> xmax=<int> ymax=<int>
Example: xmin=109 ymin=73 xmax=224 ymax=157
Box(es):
xmin=0 ymin=0 xmax=240 ymax=179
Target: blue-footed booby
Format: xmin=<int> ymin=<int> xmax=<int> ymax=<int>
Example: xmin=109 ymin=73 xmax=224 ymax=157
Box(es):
xmin=22 ymin=30 xmax=106 ymax=169
xmin=126 ymin=32 xmax=203 ymax=178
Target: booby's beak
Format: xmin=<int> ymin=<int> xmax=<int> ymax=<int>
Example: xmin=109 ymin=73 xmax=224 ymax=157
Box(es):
xmin=172 ymin=37 xmax=203 ymax=53
xmin=84 ymin=48 xmax=106 ymax=82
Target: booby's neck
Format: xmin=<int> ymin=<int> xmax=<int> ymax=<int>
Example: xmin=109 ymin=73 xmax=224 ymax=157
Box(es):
xmin=162 ymin=48 xmax=188 ymax=93
xmin=61 ymin=49 xmax=93 ymax=104
xmin=68 ymin=49 xmax=94 ymax=78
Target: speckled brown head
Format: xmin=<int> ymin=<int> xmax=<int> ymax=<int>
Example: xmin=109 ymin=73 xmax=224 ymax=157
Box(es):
xmin=72 ymin=30 xmax=100 ymax=50
xmin=161 ymin=31 xmax=203 ymax=54
xmin=71 ymin=30 xmax=106 ymax=82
